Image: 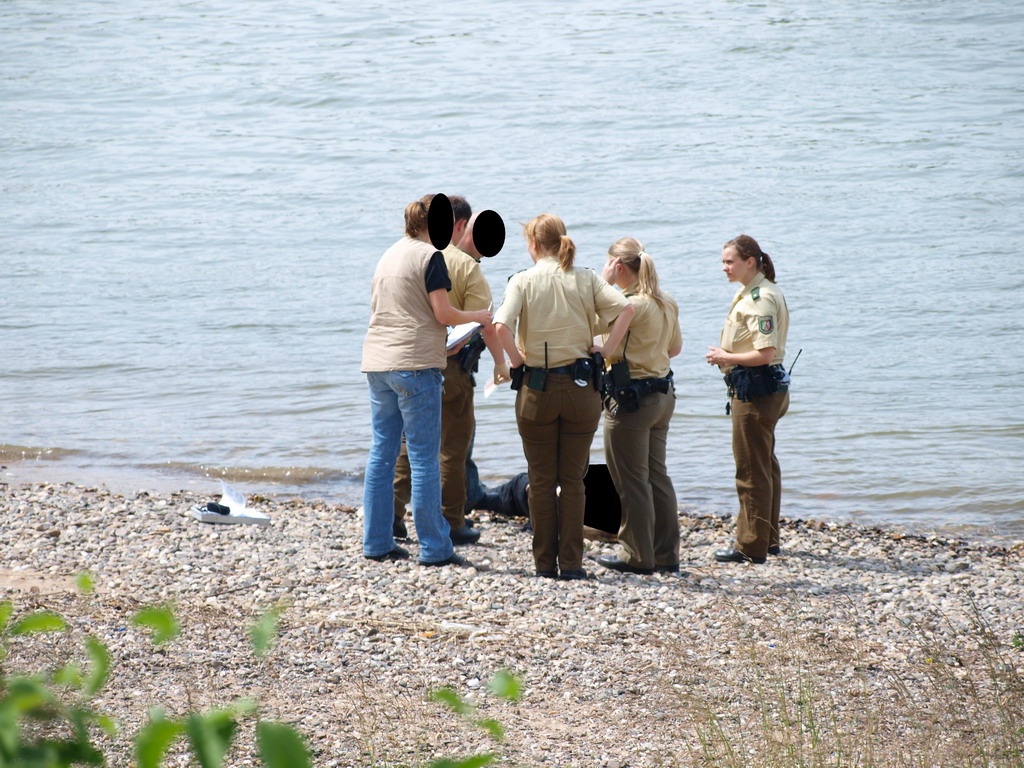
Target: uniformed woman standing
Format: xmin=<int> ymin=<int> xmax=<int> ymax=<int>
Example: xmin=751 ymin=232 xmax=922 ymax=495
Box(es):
xmin=494 ymin=214 xmax=634 ymax=580
xmin=705 ymin=234 xmax=790 ymax=564
xmin=593 ymin=238 xmax=683 ymax=576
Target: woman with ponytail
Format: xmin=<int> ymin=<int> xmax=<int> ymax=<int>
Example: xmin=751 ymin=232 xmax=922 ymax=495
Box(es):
xmin=360 ymin=195 xmax=492 ymax=568
xmin=705 ymin=234 xmax=791 ymax=565
xmin=593 ymin=238 xmax=683 ymax=576
xmin=494 ymin=213 xmax=634 ymax=580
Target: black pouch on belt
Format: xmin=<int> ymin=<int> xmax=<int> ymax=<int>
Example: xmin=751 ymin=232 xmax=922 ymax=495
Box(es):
xmin=457 ymin=334 xmax=486 ymax=374
xmin=571 ymin=356 xmax=593 ymax=387
xmin=510 ymin=364 xmax=526 ymax=391
xmin=527 ymin=342 xmax=550 ymax=392
xmin=527 ymin=368 xmax=547 ymax=391
xmin=728 ymin=364 xmax=775 ymax=402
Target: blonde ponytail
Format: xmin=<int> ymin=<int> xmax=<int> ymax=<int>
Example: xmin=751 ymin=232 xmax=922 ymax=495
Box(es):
xmin=524 ymin=213 xmax=576 ymax=271
xmin=608 ymin=237 xmax=666 ymax=307
xmin=557 ymin=234 xmax=576 ymax=270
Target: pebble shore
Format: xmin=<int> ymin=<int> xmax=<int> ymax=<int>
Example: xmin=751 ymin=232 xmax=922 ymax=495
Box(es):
xmin=1 ymin=482 xmax=1021 ymax=767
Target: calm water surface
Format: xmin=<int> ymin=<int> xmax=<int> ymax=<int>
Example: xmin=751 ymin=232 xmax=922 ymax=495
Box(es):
xmin=3 ymin=1 xmax=1023 ymax=539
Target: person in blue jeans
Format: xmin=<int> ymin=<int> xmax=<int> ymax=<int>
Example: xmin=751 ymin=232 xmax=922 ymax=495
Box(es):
xmin=360 ymin=195 xmax=492 ymax=566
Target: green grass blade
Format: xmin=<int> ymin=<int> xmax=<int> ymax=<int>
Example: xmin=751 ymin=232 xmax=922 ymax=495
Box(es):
xmin=185 ymin=710 xmax=237 ymax=768
xmin=487 ymin=670 xmax=521 ymax=701
xmin=251 ymin=606 xmax=283 ymax=658
xmin=83 ymin=636 xmax=110 ymax=697
xmin=136 ymin=715 xmax=184 ymax=768
xmin=256 ymin=721 xmax=312 ymax=768
xmin=10 ymin=612 xmax=67 ymax=635
xmin=133 ymin=607 xmax=180 ymax=645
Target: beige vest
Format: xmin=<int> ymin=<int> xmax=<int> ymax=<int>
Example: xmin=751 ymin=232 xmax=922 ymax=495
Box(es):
xmin=361 ymin=236 xmax=448 ymax=372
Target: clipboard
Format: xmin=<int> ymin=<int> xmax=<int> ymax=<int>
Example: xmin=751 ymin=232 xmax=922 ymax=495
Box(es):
xmin=447 ymin=322 xmax=482 ymax=351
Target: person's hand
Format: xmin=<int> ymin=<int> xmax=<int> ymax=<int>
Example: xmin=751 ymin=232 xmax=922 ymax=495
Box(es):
xmin=706 ymin=346 xmax=725 ymax=367
xmin=493 ymin=361 xmax=511 ymax=385
xmin=472 ymin=309 xmax=492 ymax=327
xmin=601 ymin=258 xmax=619 ymax=285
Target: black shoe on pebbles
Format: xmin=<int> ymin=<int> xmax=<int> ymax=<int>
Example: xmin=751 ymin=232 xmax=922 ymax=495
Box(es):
xmin=420 ymin=553 xmax=474 ymax=568
xmin=365 ymin=545 xmax=410 ymax=562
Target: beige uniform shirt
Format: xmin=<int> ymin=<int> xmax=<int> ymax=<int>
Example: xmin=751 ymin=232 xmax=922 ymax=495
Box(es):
xmin=361 ymin=237 xmax=448 ymax=372
xmin=494 ymin=256 xmax=629 ymax=368
xmin=603 ymin=287 xmax=682 ymax=380
xmin=443 ymin=243 xmax=492 ymax=313
xmin=719 ymin=272 xmax=788 ymax=373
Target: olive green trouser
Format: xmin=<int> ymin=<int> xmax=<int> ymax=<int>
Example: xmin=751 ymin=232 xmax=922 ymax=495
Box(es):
xmin=394 ymin=364 xmax=474 ymax=530
xmin=515 ymin=374 xmax=601 ymax=573
xmin=731 ymin=390 xmax=789 ymax=560
xmin=604 ymin=390 xmax=679 ymax=570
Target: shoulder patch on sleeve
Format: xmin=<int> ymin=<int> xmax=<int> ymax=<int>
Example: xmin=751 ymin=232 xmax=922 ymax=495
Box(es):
xmin=758 ymin=316 xmax=774 ymax=334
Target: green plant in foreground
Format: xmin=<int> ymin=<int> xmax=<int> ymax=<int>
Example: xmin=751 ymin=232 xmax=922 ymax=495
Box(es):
xmin=3 ymin=586 xmax=524 ymax=768
xmin=427 ymin=670 xmax=522 ymax=768
xmin=0 ymin=592 xmax=312 ymax=768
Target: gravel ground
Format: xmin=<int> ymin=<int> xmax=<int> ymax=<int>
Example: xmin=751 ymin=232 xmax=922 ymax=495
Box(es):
xmin=1 ymin=482 xmax=1022 ymax=767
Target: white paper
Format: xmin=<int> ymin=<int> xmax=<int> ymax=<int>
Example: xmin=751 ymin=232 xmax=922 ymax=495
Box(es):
xmin=187 ymin=480 xmax=271 ymax=526
xmin=446 ymin=322 xmax=481 ymax=351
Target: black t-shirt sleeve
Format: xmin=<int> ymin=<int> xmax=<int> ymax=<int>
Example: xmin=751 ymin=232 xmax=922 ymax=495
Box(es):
xmin=424 ymin=250 xmax=452 ymax=293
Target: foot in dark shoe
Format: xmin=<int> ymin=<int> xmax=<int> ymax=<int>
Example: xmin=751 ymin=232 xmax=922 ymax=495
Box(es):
xmin=767 ymin=545 xmax=781 ymax=556
xmin=421 ymin=553 xmax=473 ymax=568
xmin=365 ymin=545 xmax=410 ymax=562
xmin=449 ymin=524 xmax=481 ymax=545
xmin=536 ymin=570 xmax=559 ymax=579
xmin=559 ymin=569 xmax=587 ymax=581
xmin=393 ymin=518 xmax=408 ymax=541
xmin=654 ymin=563 xmax=682 ymax=574
xmin=595 ymin=555 xmax=654 ymax=575
xmin=714 ymin=548 xmax=766 ymax=564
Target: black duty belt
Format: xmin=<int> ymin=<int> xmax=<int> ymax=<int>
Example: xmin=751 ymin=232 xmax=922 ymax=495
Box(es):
xmin=525 ymin=365 xmax=573 ymax=375
xmin=632 ymin=376 xmax=673 ymax=396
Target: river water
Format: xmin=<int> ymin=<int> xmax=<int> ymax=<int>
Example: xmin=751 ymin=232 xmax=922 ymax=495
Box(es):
xmin=3 ymin=1 xmax=1023 ymax=539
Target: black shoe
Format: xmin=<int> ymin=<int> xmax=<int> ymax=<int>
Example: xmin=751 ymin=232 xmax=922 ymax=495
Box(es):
xmin=393 ymin=518 xmax=408 ymax=541
xmin=595 ymin=555 xmax=654 ymax=575
xmin=536 ymin=570 xmax=559 ymax=579
xmin=365 ymin=545 xmax=410 ymax=562
xmin=421 ymin=553 xmax=473 ymax=568
xmin=767 ymin=545 xmax=781 ymax=556
xmin=654 ymin=563 xmax=681 ymax=574
xmin=559 ymin=569 xmax=587 ymax=581
xmin=714 ymin=548 xmax=766 ymax=565
xmin=449 ymin=524 xmax=481 ymax=545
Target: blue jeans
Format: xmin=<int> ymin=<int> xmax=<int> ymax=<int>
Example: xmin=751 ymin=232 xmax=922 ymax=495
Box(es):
xmin=363 ymin=369 xmax=453 ymax=563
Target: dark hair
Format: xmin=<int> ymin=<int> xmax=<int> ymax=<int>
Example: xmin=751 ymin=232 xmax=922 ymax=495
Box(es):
xmin=724 ymin=234 xmax=776 ymax=282
xmin=448 ymin=195 xmax=472 ymax=224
